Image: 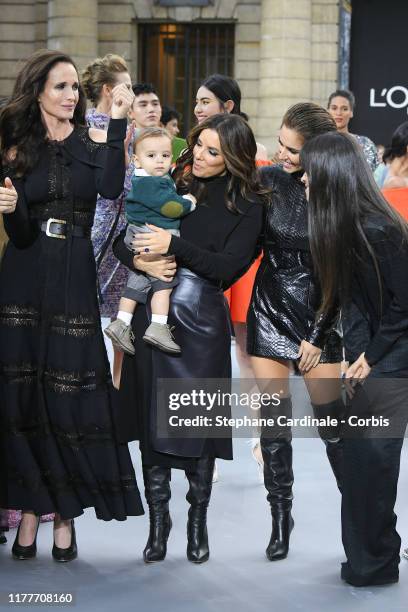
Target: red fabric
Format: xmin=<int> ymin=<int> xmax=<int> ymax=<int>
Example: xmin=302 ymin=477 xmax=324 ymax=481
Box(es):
xmin=224 ymin=255 xmax=262 ymax=323
xmin=382 ymin=187 xmax=408 ymax=220
xmin=225 ymin=159 xmax=273 ymax=323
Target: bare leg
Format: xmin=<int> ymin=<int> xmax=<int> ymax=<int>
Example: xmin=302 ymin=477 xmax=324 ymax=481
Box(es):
xmin=303 ymin=362 xmax=342 ymax=404
xmin=250 ymin=357 xmax=291 ymax=467
xmin=234 ymin=323 xmax=254 ymax=379
xmin=53 ymin=513 xmax=73 ymax=549
xmin=151 ymin=288 xmax=172 ymax=316
xmin=250 ymin=356 xmax=291 ymax=394
xmin=112 ymin=348 xmax=123 ymax=389
xmin=18 ymin=511 xmax=38 ymax=546
xmin=235 ymin=326 xmax=262 ymax=467
xmin=117 ymin=296 xmax=137 ymax=315
xmin=250 ymin=356 xmax=291 ymax=461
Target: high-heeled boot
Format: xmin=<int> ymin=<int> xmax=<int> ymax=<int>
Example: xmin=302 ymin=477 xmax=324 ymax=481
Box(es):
xmin=185 ymin=456 xmax=215 ymax=563
xmin=261 ymin=396 xmax=294 ymax=561
xmin=312 ymin=398 xmax=345 ymax=492
xmin=142 ymin=465 xmax=172 ymax=563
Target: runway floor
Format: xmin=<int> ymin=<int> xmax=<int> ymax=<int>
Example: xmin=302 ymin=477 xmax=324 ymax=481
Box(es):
xmin=0 ymin=341 xmax=407 ymax=611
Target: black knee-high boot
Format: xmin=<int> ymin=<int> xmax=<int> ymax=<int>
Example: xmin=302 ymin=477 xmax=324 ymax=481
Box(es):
xmin=185 ymin=456 xmax=215 ymax=564
xmin=142 ymin=465 xmax=172 ymax=563
xmin=261 ymin=396 xmax=294 ymax=561
xmin=312 ymin=398 xmax=345 ymax=492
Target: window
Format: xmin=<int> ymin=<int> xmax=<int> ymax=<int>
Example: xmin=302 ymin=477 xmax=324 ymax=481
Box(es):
xmin=138 ymin=23 xmax=235 ymax=133
xmin=156 ymin=1 xmax=212 ymax=6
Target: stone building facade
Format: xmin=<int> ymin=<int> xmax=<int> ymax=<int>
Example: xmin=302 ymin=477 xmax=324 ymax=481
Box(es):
xmin=0 ymin=0 xmax=341 ymax=155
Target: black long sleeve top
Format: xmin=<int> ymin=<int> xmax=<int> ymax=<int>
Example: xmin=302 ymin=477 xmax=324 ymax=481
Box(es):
xmin=247 ymin=165 xmax=341 ymax=360
xmin=1 ymin=118 xmax=127 ymax=249
xmin=342 ymin=214 xmax=408 ymax=371
xmin=113 ymin=174 xmax=264 ymax=289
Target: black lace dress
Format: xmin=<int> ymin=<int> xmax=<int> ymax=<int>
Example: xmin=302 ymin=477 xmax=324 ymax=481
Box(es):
xmin=247 ymin=165 xmax=342 ymax=362
xmin=0 ymin=119 xmax=144 ymax=521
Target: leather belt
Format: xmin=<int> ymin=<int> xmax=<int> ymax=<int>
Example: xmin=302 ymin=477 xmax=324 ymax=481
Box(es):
xmin=39 ymin=218 xmax=90 ymax=240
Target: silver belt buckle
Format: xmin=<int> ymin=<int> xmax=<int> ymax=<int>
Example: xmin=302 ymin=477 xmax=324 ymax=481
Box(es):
xmin=46 ymin=218 xmax=66 ymax=240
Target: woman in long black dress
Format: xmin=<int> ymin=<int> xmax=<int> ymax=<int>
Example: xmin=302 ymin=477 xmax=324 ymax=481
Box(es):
xmin=301 ymin=131 xmax=408 ymax=586
xmin=246 ymin=103 xmax=343 ymax=561
xmin=0 ymin=50 xmax=143 ymax=562
xmin=113 ymin=113 xmax=266 ymax=563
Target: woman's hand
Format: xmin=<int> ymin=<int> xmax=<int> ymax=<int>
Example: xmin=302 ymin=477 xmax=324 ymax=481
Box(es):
xmin=345 ymin=352 xmax=371 ymax=381
xmin=111 ymin=84 xmax=135 ymax=120
xmin=0 ymin=177 xmax=18 ymax=214
xmin=297 ymin=340 xmax=322 ymax=373
xmin=133 ymin=225 xmax=172 ymax=255
xmin=124 ymin=120 xmax=136 ymax=166
xmin=133 ymin=254 xmax=177 ymax=282
xmin=343 ymin=352 xmax=371 ymax=399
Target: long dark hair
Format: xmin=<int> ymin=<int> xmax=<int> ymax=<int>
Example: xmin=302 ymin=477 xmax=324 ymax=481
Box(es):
xmin=300 ymin=131 xmax=408 ymax=314
xmin=383 ymin=121 xmax=408 ymax=164
xmin=0 ymin=49 xmax=86 ymax=175
xmin=173 ymin=114 xmax=269 ymax=212
xmin=200 ymin=74 xmax=248 ymax=120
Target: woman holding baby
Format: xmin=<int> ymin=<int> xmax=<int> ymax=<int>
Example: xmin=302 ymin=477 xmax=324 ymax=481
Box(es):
xmin=113 ymin=113 xmax=268 ymax=564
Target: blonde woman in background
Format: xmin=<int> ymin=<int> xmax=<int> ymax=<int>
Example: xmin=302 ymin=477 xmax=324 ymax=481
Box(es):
xmin=81 ymin=54 xmax=132 ymax=387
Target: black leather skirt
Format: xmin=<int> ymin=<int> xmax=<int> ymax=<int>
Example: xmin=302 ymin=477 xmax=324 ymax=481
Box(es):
xmin=150 ymin=268 xmax=233 ymax=461
xmin=116 ymin=268 xmax=234 ymax=469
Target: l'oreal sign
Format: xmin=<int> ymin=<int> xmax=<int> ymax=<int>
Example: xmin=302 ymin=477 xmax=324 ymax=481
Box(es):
xmin=370 ymin=86 xmax=408 ymax=114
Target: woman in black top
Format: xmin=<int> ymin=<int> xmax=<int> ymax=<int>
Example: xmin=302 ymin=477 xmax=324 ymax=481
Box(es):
xmin=0 ymin=50 xmax=144 ymax=562
xmin=246 ymin=103 xmax=344 ymax=561
xmin=301 ymin=131 xmax=408 ymax=587
xmin=113 ymin=113 xmax=266 ymax=563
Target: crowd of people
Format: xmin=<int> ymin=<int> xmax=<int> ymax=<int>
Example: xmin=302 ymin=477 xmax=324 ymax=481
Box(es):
xmin=0 ymin=49 xmax=407 ymax=588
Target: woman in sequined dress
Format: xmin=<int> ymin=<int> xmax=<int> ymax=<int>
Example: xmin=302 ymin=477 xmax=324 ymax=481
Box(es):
xmin=247 ymin=103 xmax=344 ymax=562
xmin=82 ymin=55 xmax=133 ymax=386
xmin=327 ymin=89 xmax=378 ymax=172
xmin=0 ymin=50 xmax=143 ymax=562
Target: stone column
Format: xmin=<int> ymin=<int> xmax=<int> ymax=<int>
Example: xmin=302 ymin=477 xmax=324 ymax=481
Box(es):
xmin=257 ymin=0 xmax=312 ymax=155
xmin=48 ymin=0 xmax=98 ymax=70
xmin=311 ymin=0 xmax=340 ymax=107
xmin=0 ymin=0 xmax=36 ymax=97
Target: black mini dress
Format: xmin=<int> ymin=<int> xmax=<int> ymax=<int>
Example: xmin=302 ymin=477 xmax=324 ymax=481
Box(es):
xmin=247 ymin=165 xmax=342 ymax=363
